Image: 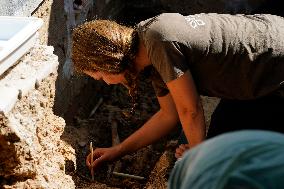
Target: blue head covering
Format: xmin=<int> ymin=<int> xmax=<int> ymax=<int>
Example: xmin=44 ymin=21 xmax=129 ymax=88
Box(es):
xmin=169 ymin=130 xmax=284 ymax=189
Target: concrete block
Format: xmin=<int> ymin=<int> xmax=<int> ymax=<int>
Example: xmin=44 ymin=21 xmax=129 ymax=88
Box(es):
xmin=36 ymin=60 xmax=58 ymax=82
xmin=0 ymin=85 xmax=19 ymax=114
xmin=19 ymin=77 xmax=37 ymax=98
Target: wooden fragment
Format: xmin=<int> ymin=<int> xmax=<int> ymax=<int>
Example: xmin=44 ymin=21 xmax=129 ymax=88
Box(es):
xmin=113 ymin=171 xmax=145 ymax=180
xmin=89 ymin=97 xmax=103 ymax=118
xmin=89 ymin=142 xmax=94 ymax=181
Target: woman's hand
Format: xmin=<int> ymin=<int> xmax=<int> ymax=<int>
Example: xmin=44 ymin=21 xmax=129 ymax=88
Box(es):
xmin=86 ymin=145 xmax=122 ymax=170
xmin=175 ymin=144 xmax=190 ymax=159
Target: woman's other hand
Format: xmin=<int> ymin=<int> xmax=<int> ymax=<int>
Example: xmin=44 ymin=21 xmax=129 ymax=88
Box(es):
xmin=175 ymin=144 xmax=190 ymax=159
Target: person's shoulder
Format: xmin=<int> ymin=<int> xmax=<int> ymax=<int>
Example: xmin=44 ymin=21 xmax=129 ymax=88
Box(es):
xmin=137 ymin=13 xmax=184 ymax=28
xmin=156 ymin=13 xmax=184 ymax=20
xmin=137 ymin=13 xmax=185 ymax=40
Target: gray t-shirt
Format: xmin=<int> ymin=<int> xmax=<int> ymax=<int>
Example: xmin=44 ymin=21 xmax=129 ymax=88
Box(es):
xmin=136 ymin=13 xmax=284 ymax=99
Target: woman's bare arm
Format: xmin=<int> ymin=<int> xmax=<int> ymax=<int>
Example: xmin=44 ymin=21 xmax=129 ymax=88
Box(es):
xmin=87 ymin=92 xmax=181 ymax=169
xmin=167 ymin=70 xmax=206 ymax=148
xmin=118 ymin=93 xmax=180 ymax=155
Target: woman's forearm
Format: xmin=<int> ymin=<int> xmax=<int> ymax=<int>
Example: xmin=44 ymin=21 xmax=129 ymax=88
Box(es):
xmin=179 ymin=100 xmax=206 ymax=148
xmin=118 ymin=109 xmax=179 ymax=156
xmin=165 ymin=71 xmax=207 ymax=148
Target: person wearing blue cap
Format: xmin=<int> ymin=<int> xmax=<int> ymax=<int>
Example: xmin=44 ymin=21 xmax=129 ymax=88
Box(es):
xmin=169 ymin=130 xmax=284 ymax=189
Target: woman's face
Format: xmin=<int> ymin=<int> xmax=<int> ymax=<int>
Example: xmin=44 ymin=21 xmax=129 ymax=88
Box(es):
xmin=84 ymin=70 xmax=127 ymax=86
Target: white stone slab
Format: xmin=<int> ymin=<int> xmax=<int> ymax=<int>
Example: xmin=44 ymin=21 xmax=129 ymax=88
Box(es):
xmin=0 ymin=85 xmax=19 ymax=114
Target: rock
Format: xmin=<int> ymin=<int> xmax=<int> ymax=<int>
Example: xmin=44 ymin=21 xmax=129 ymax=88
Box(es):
xmin=0 ymin=46 xmax=75 ymax=189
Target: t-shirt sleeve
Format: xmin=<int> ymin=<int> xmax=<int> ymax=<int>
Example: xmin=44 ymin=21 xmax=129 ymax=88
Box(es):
xmin=146 ymin=39 xmax=189 ymax=84
xmin=137 ymin=17 xmax=191 ymax=97
xmin=150 ymin=67 xmax=170 ymax=97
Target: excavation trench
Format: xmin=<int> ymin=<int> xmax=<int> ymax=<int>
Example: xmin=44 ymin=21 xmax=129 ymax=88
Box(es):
xmin=61 ymin=74 xmax=179 ymax=188
xmin=1 ymin=1 xmax=282 ymax=188
xmin=60 ymin=1 xmax=282 ymax=187
xmin=60 ymin=5 xmax=182 ymax=187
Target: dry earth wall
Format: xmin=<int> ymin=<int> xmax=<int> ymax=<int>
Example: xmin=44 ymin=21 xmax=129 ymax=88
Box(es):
xmin=0 ymin=46 xmax=75 ymax=189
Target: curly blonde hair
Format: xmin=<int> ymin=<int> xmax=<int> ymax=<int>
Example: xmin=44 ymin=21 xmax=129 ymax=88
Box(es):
xmin=72 ymin=19 xmax=138 ymax=74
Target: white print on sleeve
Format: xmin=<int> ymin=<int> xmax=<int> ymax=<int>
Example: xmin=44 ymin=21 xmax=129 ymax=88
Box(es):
xmin=185 ymin=15 xmax=205 ymax=29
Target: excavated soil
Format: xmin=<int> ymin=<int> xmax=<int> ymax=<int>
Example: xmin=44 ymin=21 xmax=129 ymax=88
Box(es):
xmin=61 ymin=73 xmax=219 ymax=189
